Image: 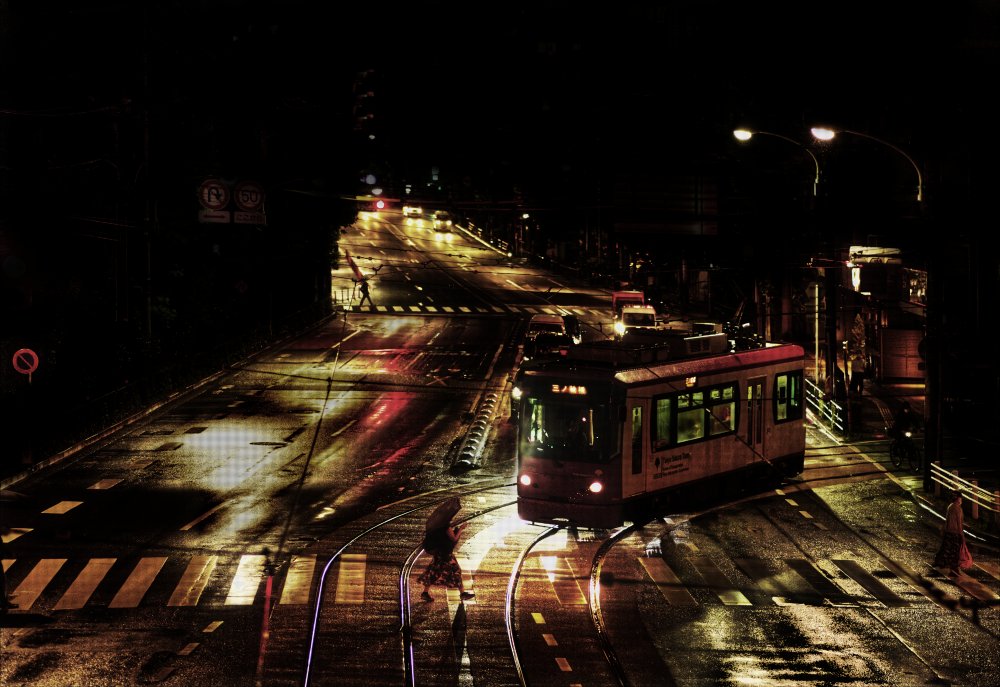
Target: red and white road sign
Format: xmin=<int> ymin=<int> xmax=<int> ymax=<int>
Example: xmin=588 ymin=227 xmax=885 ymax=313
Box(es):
xmin=198 ymin=179 xmax=230 ymax=210
xmin=234 ymin=181 xmax=265 ymax=211
xmin=12 ymin=348 xmax=39 ymax=381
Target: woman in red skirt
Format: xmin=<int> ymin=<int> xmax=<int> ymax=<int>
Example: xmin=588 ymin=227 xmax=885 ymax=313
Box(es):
xmin=418 ymin=522 xmax=474 ymax=601
xmin=934 ymin=491 xmax=973 ymax=576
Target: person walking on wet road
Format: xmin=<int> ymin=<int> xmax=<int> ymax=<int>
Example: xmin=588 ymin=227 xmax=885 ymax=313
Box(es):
xmin=418 ymin=497 xmax=474 ymax=601
xmin=934 ymin=490 xmax=974 ymax=576
xmin=358 ymin=279 xmax=373 ymax=307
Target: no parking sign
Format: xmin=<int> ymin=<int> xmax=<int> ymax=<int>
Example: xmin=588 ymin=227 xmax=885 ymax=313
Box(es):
xmin=12 ymin=348 xmax=39 ymax=383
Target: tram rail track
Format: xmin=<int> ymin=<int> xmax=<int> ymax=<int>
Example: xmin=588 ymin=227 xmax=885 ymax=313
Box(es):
xmin=300 ymin=478 xmax=514 ymax=687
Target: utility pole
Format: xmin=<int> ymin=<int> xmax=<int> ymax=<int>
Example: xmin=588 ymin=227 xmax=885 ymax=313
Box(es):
xmin=923 ymin=217 xmax=941 ymax=492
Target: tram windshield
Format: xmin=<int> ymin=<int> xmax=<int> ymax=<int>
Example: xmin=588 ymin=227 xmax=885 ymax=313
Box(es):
xmin=519 ymin=397 xmax=611 ymax=462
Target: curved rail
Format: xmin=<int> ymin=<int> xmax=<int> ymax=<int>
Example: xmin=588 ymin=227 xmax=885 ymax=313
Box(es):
xmin=504 ymin=525 xmax=561 ymax=687
xmin=401 ymin=499 xmax=520 ymax=687
xmin=301 ymin=479 xmax=513 ymax=687
xmin=588 ymin=523 xmax=639 ymax=687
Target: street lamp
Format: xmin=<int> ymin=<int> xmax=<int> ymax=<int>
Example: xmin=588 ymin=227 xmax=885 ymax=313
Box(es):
xmin=733 ymin=128 xmax=820 ymax=196
xmin=812 ymin=125 xmax=938 ymax=490
xmin=810 ymin=127 xmax=923 ymax=203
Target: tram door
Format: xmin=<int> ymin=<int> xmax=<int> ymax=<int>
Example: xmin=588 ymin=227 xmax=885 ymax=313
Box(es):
xmin=622 ymin=400 xmax=646 ymax=497
xmin=745 ymin=377 xmax=765 ymax=459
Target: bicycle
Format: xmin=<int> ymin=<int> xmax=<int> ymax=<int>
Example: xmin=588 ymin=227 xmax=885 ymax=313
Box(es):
xmin=889 ymin=430 xmax=922 ymax=471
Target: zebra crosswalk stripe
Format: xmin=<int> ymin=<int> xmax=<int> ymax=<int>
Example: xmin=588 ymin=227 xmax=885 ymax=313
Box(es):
xmin=1 ymin=553 xmax=964 ymax=612
xmin=168 ymin=555 xmax=218 ymax=607
xmin=225 ymin=554 xmax=267 ymax=605
xmin=109 ymin=557 xmax=167 ymax=608
xmin=280 ymin=554 xmax=316 ymax=605
xmin=55 ymin=558 xmax=115 ymax=610
xmin=11 ymin=559 xmax=66 ymax=610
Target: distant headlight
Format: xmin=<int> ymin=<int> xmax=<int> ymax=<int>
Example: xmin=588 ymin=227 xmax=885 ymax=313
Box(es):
xmin=511 ymin=386 xmax=523 ymax=400
xmin=613 ymin=321 xmax=625 ymax=336
xmin=519 ymin=474 xmax=532 ymax=486
xmin=588 ymin=481 xmax=603 ymax=494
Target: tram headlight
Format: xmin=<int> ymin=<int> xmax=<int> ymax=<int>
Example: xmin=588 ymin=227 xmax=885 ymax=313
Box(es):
xmin=519 ymin=474 xmax=532 ymax=487
xmin=588 ymin=481 xmax=603 ymax=494
xmin=613 ymin=321 xmax=625 ymax=337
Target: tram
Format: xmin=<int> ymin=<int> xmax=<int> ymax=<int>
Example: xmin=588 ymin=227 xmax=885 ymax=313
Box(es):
xmin=512 ymin=337 xmax=805 ymax=528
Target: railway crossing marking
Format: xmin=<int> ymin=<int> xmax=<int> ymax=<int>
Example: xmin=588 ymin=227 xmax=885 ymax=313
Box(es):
xmin=689 ymin=555 xmax=752 ymax=605
xmin=333 ymin=553 xmax=366 ymax=604
xmin=638 ymin=557 xmax=698 ymax=606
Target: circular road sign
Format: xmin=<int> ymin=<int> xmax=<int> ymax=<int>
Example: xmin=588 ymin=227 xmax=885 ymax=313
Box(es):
xmin=198 ymin=179 xmax=230 ymax=210
xmin=12 ymin=348 xmax=39 ymax=377
xmin=234 ymin=181 xmax=265 ymax=211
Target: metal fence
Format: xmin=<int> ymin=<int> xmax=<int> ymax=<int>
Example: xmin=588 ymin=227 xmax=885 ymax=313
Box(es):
xmin=930 ymin=461 xmax=1000 ymax=528
xmin=805 ymin=376 xmax=844 ymax=433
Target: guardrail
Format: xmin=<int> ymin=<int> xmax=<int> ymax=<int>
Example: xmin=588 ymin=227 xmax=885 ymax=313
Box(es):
xmin=805 ymin=376 xmax=844 ymax=433
xmin=930 ymin=461 xmax=1000 ymax=526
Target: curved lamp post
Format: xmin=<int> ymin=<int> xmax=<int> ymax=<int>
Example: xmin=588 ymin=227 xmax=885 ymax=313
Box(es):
xmin=733 ymin=128 xmax=820 ymax=196
xmin=810 ymin=127 xmax=923 ymax=203
xmin=813 ymin=125 xmax=936 ymax=491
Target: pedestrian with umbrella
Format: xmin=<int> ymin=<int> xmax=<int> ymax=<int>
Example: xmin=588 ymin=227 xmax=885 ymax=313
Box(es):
xmin=418 ymin=497 xmax=474 ymax=601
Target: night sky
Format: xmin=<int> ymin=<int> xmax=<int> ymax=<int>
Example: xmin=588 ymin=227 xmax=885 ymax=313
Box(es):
xmin=2 ymin=1 xmax=999 ymax=467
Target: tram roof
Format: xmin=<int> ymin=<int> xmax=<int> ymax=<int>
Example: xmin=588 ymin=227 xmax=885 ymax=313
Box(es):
xmin=614 ymin=343 xmax=805 ymax=385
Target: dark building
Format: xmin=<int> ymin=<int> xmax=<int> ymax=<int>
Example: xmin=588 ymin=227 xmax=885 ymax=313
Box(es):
xmin=3 ymin=1 xmax=999 ymax=471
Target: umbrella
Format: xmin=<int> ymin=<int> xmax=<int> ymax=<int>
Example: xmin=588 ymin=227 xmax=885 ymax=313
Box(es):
xmin=425 ymin=497 xmax=461 ymax=532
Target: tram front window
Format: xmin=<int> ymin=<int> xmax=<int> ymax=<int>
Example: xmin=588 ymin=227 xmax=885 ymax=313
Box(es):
xmin=520 ymin=398 xmax=607 ymax=461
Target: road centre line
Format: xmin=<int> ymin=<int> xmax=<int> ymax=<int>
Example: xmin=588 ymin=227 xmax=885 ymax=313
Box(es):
xmin=180 ymin=502 xmax=226 ymax=531
xmin=329 ymin=420 xmax=356 ymax=438
xmin=42 ymin=501 xmax=83 ymax=515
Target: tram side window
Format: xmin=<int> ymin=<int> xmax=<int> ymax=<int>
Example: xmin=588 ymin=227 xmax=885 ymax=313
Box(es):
xmin=708 ymin=385 xmax=736 ymax=436
xmin=652 ymin=397 xmax=672 ymax=451
xmin=676 ymin=391 xmax=705 ymax=444
xmin=631 ymin=407 xmax=643 ymax=474
xmin=653 ymin=382 xmax=738 ymax=448
xmin=774 ymin=371 xmax=804 ymax=422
